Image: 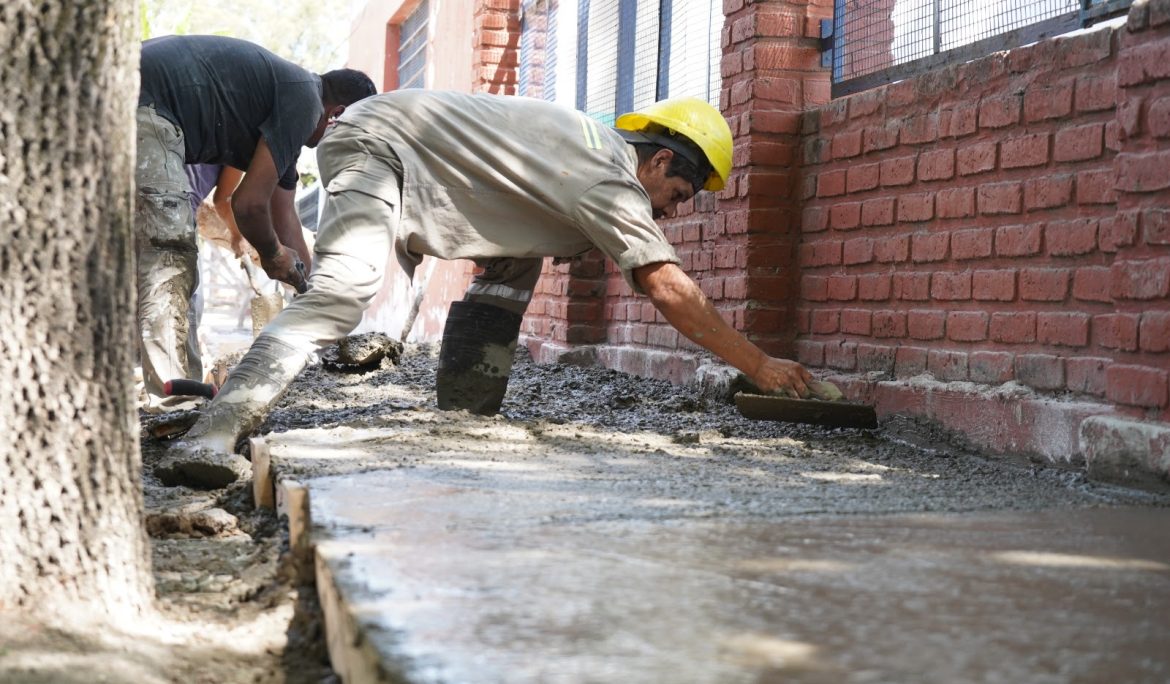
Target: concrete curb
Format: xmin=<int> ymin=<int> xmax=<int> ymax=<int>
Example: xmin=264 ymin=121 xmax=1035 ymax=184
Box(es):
xmin=251 ymin=442 xmax=400 ymax=683
xmin=1082 ymin=416 xmax=1170 ymax=486
xmin=522 ymin=341 xmax=1170 ymax=486
xmin=827 ymin=372 xmax=1169 ymax=483
xmin=315 ymin=550 xmax=398 ymax=684
xmin=251 ymin=439 xmax=315 ymax=582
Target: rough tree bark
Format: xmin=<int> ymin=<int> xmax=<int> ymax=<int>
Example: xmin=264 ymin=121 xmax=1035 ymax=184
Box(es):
xmin=0 ymin=0 xmax=150 ymax=620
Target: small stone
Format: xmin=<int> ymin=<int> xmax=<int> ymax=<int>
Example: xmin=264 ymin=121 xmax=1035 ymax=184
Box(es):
xmin=337 ymin=333 xmax=402 ymax=366
xmin=145 ymin=512 xmax=182 ymax=536
xmin=155 ymin=444 xmax=251 ymax=489
xmin=190 ymin=507 xmax=239 ymax=536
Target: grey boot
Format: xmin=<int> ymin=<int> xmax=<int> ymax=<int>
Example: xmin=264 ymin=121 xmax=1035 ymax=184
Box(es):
xmin=436 ymin=301 xmax=523 ymax=416
xmin=155 ymin=335 xmax=309 ymax=489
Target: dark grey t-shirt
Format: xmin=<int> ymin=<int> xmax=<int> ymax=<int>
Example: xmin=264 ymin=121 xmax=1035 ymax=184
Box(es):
xmin=139 ymin=35 xmax=321 ymax=190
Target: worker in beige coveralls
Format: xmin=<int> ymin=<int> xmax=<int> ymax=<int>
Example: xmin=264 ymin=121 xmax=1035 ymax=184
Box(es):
xmin=157 ymin=91 xmax=813 ymax=488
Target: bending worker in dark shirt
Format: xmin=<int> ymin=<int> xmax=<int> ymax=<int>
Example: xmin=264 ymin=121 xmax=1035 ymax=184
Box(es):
xmin=135 ymin=35 xmax=374 ymax=410
xmin=157 ymin=91 xmax=812 ymax=488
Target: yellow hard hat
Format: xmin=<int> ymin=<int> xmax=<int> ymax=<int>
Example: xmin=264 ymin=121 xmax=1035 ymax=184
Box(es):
xmin=615 ymin=97 xmax=732 ymax=191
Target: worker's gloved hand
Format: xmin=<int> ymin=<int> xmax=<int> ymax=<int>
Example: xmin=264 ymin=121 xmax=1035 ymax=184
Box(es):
xmin=260 ymin=244 xmax=308 ymax=293
xmin=750 ymin=356 xmax=812 ymax=398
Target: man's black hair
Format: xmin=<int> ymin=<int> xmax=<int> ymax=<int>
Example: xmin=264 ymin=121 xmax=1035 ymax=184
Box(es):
xmin=321 ymin=68 xmax=376 ymax=106
xmin=621 ymin=125 xmax=713 ymax=194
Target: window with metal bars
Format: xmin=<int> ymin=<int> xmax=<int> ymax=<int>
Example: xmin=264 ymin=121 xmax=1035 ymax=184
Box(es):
xmin=397 ymin=0 xmax=428 ymax=90
xmin=826 ymin=0 xmax=1133 ymax=98
xmin=576 ymin=0 xmax=722 ymax=126
xmin=520 ymin=0 xmax=559 ymax=100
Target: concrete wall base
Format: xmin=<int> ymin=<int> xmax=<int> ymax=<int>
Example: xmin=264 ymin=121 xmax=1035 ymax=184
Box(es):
xmin=822 ymin=373 xmax=1167 ymax=485
xmin=1081 ymin=416 xmax=1170 ymax=487
xmin=526 ymin=340 xmax=1169 ymax=486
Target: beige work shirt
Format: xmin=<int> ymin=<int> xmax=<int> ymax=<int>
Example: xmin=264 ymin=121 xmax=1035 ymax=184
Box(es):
xmin=325 ymin=90 xmax=680 ymax=293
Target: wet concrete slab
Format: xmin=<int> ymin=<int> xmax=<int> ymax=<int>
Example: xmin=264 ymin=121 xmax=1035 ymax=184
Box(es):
xmin=290 ymin=450 xmax=1170 ymax=684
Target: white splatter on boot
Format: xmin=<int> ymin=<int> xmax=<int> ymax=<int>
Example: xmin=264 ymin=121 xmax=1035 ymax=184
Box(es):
xmin=155 ymin=335 xmax=308 ymax=489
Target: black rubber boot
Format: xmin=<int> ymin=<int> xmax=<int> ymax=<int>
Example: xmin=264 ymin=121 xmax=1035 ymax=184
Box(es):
xmin=436 ymin=301 xmax=523 ymax=415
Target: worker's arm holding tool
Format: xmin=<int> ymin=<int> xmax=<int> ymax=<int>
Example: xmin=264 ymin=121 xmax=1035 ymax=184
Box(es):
xmin=270 ymin=185 xmax=312 ymax=277
xmin=634 ymin=261 xmax=812 ymax=397
xmin=231 ymin=136 xmax=309 ymax=292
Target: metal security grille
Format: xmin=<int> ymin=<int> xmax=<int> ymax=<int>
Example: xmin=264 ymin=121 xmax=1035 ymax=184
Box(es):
xmin=397 ymin=0 xmax=428 ymax=90
xmin=520 ymin=0 xmax=559 ymax=100
xmin=581 ymin=0 xmax=620 ymax=124
xmin=630 ymin=0 xmax=660 ymax=111
xmin=662 ymin=0 xmax=722 ymax=105
xmin=829 ymin=0 xmax=1132 ymax=97
xmin=578 ymin=0 xmax=722 ymax=125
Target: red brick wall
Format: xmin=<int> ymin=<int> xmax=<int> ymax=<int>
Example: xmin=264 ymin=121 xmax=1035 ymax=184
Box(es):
xmin=797 ymin=11 xmax=1170 ymax=422
xmin=348 ymin=0 xmax=1166 ymax=470
xmin=472 ymin=0 xmax=520 ymax=94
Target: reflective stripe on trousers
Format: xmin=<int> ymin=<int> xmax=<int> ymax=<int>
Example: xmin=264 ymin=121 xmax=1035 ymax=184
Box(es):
xmin=465 ymin=257 xmax=543 ymax=316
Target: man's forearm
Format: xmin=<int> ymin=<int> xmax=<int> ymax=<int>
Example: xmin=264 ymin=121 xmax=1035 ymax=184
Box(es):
xmin=271 ymin=188 xmax=311 ymax=270
xmin=272 ymin=217 xmax=310 ymax=269
xmin=233 ymin=206 xmax=281 ymax=258
xmin=212 ymin=198 xmax=245 ymax=250
xmin=637 ymin=263 xmax=766 ymax=376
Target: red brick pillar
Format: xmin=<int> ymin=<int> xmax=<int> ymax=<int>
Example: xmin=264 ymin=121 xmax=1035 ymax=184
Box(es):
xmin=517 ymin=0 xmax=552 ymax=98
xmin=721 ymin=0 xmax=832 ymax=357
xmin=1112 ymin=2 xmax=1170 ymax=420
xmin=524 ymin=252 xmax=609 ymax=363
xmin=472 ymin=0 xmax=520 ymax=95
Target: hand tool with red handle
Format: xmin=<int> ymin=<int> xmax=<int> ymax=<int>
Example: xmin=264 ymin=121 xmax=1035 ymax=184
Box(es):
xmin=163 ymin=379 xmax=218 ymax=399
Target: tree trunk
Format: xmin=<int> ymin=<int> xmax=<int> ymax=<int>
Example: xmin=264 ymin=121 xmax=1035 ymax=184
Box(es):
xmin=0 ymin=0 xmax=150 ymax=620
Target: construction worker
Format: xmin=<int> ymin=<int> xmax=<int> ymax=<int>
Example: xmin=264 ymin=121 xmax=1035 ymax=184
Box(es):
xmin=135 ymin=34 xmax=374 ymax=411
xmin=157 ymin=90 xmax=812 ymax=488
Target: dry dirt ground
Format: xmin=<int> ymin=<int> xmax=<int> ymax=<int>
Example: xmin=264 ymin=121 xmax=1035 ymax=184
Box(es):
xmin=4 ymin=339 xmax=1166 ymax=683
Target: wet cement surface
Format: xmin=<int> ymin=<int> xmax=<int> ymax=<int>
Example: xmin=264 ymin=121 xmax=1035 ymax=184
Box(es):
xmin=309 ymin=477 xmax=1169 ymax=684
xmin=261 ymin=345 xmax=1170 ymax=683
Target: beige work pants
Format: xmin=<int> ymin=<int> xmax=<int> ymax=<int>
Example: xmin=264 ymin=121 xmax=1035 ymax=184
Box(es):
xmin=134 ymin=105 xmax=202 ymax=410
xmin=261 ymin=126 xmax=542 ymax=356
xmin=260 ymin=128 xmax=402 ymax=353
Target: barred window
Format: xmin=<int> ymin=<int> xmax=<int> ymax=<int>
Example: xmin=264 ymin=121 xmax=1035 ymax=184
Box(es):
xmin=581 ymin=0 xmax=620 ymax=124
xmin=397 ymin=0 xmax=428 ymax=90
xmin=576 ymin=0 xmax=722 ymax=125
xmin=520 ymin=0 xmax=559 ymax=101
xmin=829 ymin=0 xmax=1132 ymax=97
xmin=661 ymin=0 xmax=721 ymax=105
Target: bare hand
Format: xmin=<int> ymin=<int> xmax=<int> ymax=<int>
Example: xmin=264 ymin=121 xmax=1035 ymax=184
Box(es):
xmin=259 ymin=244 xmax=308 ymax=293
xmin=751 ymin=356 xmax=813 ymax=398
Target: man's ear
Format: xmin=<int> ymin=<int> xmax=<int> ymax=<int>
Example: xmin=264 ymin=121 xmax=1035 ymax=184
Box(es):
xmin=653 ymin=147 xmax=674 ymax=170
xmin=328 ymin=105 xmax=346 ymax=121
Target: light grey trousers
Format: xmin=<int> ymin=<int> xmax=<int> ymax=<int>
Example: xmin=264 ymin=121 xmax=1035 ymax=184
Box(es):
xmin=134 ymin=105 xmax=201 ymax=409
xmin=261 ymin=127 xmax=541 ymax=358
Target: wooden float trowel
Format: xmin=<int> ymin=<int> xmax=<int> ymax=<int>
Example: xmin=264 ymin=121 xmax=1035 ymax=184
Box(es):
xmin=734 ymin=379 xmax=878 ymax=429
